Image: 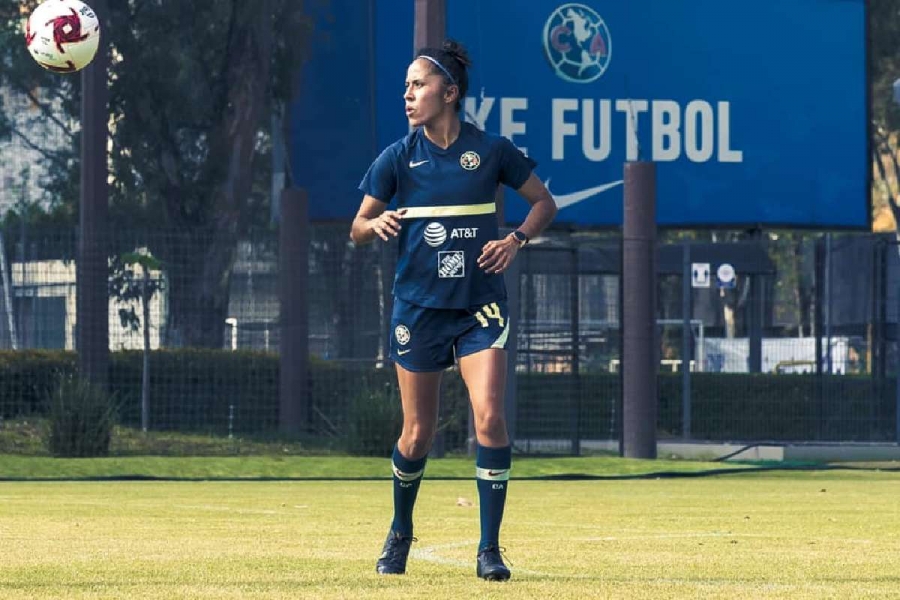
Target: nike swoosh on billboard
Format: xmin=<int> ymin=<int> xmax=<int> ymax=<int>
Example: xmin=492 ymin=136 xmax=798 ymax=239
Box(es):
xmin=544 ymin=178 xmax=624 ymax=209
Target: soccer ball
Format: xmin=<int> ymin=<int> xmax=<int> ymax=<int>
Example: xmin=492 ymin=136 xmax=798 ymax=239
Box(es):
xmin=25 ymin=0 xmax=101 ymax=73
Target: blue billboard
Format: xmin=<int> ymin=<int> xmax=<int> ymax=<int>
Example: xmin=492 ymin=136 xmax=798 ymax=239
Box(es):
xmin=292 ymin=0 xmax=869 ymax=228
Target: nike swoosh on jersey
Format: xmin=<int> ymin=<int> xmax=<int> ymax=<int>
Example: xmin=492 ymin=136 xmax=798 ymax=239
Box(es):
xmin=409 ymin=159 xmax=429 ymax=168
xmin=544 ymin=178 xmax=624 ymax=209
xmin=397 ymin=349 xmax=412 ymax=356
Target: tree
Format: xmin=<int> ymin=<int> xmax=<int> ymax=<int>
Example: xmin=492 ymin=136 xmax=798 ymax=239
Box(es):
xmin=109 ymin=250 xmax=162 ymax=432
xmin=0 ymin=1 xmax=82 ymax=214
xmin=871 ymin=0 xmax=900 ymax=233
xmin=0 ymin=1 xmax=311 ymax=347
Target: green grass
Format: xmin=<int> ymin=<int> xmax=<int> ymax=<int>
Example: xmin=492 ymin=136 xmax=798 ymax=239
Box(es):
xmin=1 ymin=463 xmax=900 ymax=598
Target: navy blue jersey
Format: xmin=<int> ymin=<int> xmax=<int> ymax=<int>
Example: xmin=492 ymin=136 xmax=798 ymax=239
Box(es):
xmin=359 ymin=122 xmax=536 ymax=309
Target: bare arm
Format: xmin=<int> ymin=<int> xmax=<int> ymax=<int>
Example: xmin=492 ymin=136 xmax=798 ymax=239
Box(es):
xmin=512 ymin=173 xmax=558 ymax=240
xmin=477 ymin=173 xmax=558 ymax=274
xmin=350 ymin=195 xmax=407 ymax=245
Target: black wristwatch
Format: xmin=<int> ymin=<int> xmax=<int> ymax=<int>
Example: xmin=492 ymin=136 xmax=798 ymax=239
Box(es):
xmin=511 ymin=230 xmax=529 ymax=247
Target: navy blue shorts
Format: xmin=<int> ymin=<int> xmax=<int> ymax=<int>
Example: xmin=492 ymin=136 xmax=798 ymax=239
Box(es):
xmin=390 ymin=298 xmax=510 ymax=371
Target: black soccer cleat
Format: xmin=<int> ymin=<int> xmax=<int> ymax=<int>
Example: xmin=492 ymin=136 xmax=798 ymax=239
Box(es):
xmin=376 ymin=530 xmax=416 ymax=575
xmin=476 ymin=545 xmax=511 ymax=581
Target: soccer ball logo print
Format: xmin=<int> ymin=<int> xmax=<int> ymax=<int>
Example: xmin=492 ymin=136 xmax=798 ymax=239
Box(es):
xmin=394 ymin=325 xmax=411 ymax=346
xmin=543 ymin=3 xmax=611 ymax=83
xmin=459 ymin=151 xmax=480 ymax=170
xmin=26 ymin=0 xmax=101 ymax=73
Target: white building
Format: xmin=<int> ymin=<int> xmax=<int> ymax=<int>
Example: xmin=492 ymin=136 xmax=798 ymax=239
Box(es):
xmin=0 ymin=87 xmax=70 ymax=217
xmin=0 ymin=258 xmax=163 ymax=351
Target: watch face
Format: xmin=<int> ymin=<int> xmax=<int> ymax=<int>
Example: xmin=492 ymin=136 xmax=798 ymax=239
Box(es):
xmin=513 ymin=231 xmax=528 ymax=244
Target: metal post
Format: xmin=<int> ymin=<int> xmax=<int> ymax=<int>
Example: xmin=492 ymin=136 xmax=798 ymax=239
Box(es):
xmin=896 ymin=279 xmax=900 ymax=445
xmin=78 ymin=0 xmax=109 ymax=389
xmin=878 ymin=241 xmax=889 ymax=377
xmin=814 ymin=237 xmax=824 ymax=438
xmin=0 ymin=231 xmax=17 ymax=349
xmin=279 ymin=188 xmax=309 ymax=433
xmin=875 ymin=241 xmax=888 ymax=438
xmin=814 ymin=238 xmax=824 ymax=376
xmin=889 ymin=86 xmax=900 ymax=443
xmin=622 ymin=162 xmax=657 ymax=459
xmin=681 ymin=242 xmax=691 ymax=439
xmin=504 ymin=255 xmax=520 ymax=447
xmin=270 ymin=109 xmax=285 ymax=225
xmin=748 ymin=230 xmax=763 ymax=373
xmin=414 ymin=0 xmax=446 ymax=53
xmin=523 ymin=248 xmax=534 ymax=454
xmin=825 ymin=232 xmax=832 ymax=374
xmin=570 ymin=247 xmax=581 ymax=455
xmin=894 ymin=276 xmax=900 ymax=446
xmin=413 ymin=0 xmax=449 ymax=456
xmin=618 ymin=238 xmax=624 ymax=456
xmin=141 ymin=270 xmax=151 ymax=432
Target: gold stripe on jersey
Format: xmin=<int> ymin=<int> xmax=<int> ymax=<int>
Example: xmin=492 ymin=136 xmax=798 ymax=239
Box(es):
xmin=402 ymin=202 xmax=496 ymax=219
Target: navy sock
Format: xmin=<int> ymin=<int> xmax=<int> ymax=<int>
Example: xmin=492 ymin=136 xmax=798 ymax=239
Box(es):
xmin=476 ymin=444 xmax=511 ymax=552
xmin=390 ymin=445 xmax=427 ymax=537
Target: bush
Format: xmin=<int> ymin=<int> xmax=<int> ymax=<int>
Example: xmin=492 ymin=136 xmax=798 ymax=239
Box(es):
xmin=345 ymin=380 xmax=402 ymax=456
xmin=2 ymin=349 xmax=896 ymax=446
xmin=109 ymin=349 xmax=280 ymax=434
xmin=0 ymin=351 xmax=77 ymax=417
xmin=48 ymin=376 xmax=118 ymax=457
xmin=435 ymin=371 xmax=475 ymax=453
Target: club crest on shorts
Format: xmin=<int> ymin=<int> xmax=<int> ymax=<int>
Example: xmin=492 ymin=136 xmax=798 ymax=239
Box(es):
xmin=394 ymin=324 xmax=411 ymax=345
xmin=459 ymin=151 xmax=480 ymax=170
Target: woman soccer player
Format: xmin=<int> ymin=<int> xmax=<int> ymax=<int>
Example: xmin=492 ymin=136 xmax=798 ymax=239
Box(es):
xmin=350 ymin=40 xmax=557 ymax=581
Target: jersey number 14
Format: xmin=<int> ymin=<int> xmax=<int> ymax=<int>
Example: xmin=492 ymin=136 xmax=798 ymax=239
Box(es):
xmin=474 ymin=303 xmax=505 ymax=328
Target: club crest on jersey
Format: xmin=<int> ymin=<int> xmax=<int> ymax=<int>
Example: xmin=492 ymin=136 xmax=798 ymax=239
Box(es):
xmin=424 ymin=222 xmax=447 ymax=247
xmin=459 ymin=151 xmax=480 ymax=170
xmin=438 ymin=251 xmax=465 ymax=278
xmin=395 ymin=324 xmax=411 ymax=345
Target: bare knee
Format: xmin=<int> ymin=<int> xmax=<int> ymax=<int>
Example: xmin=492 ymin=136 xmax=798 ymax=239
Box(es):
xmin=474 ymin=410 xmax=507 ymax=444
xmin=398 ymin=422 xmax=435 ymax=459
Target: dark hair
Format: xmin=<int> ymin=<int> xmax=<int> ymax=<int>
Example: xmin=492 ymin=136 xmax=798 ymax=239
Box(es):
xmin=414 ymin=39 xmax=471 ymax=112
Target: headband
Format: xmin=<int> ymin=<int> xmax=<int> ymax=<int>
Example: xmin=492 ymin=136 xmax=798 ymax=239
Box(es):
xmin=418 ymin=54 xmax=456 ymax=85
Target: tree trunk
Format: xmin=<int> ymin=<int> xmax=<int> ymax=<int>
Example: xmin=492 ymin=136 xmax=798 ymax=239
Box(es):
xmin=793 ymin=234 xmax=812 ymax=337
xmin=159 ymin=2 xmax=274 ymax=348
xmin=162 ymin=229 xmax=237 ymax=348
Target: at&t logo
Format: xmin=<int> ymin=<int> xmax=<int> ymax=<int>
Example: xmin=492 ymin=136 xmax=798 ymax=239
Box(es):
xmin=543 ymin=3 xmax=611 ymax=84
xmin=424 ymin=222 xmax=447 ymax=247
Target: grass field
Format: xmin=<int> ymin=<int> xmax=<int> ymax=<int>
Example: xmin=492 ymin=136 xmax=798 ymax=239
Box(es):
xmin=2 ymin=459 xmax=900 ymax=599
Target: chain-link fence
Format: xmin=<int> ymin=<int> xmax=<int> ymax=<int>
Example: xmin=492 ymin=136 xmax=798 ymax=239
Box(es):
xmin=0 ymin=223 xmax=898 ymax=454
